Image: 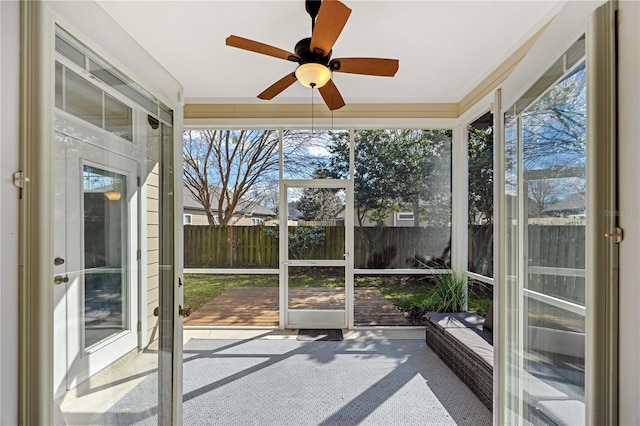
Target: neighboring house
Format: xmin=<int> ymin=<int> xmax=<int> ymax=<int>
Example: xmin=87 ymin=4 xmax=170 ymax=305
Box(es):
xmin=183 ymin=188 xmax=276 ymax=226
xmin=544 ymin=193 xmax=586 ymax=218
xmin=340 ymin=203 xmax=449 ymax=227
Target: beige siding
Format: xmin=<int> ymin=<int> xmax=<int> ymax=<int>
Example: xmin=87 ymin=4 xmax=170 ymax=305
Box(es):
xmin=146 ymin=279 xmax=159 ymax=306
xmin=185 ymin=213 xmax=263 ymax=226
xmin=146 ymin=198 xmax=159 ymax=214
xmin=147 ymin=236 xmax=159 ymax=251
xmin=191 ymin=213 xmax=209 ymax=226
xmin=147 ymin=223 xmax=159 ymax=238
xmin=146 ymin=165 xmax=160 ymax=345
xmin=231 ymin=217 xmax=257 ymax=226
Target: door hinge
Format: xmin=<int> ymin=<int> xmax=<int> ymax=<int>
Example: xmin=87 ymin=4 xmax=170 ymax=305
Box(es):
xmin=13 ymin=172 xmax=29 ymax=189
xmin=137 ymin=321 xmax=142 ymax=332
xmin=605 ymin=227 xmax=623 ymax=244
xmin=137 ymin=249 xmax=142 ymax=260
xmin=137 ymin=176 xmax=141 ymax=187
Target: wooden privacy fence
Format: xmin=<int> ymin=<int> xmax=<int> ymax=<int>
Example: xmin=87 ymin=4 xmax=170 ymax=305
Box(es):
xmin=353 ymin=226 xmax=451 ymax=269
xmin=527 ymin=225 xmax=586 ymax=305
xmin=184 ymin=224 xmax=586 ymax=304
xmin=183 ymin=225 xmax=451 ymax=269
xmin=183 ymin=226 xmax=279 ymax=268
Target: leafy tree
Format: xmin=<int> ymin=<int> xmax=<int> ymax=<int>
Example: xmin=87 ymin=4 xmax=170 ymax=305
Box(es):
xmin=321 ymin=129 xmax=451 ymax=227
xmin=297 ymin=187 xmax=343 ymax=221
xmin=467 ymin=124 xmax=494 ymax=277
xmin=295 ymin=171 xmax=343 ymax=221
xmin=468 ymin=126 xmax=493 ymax=224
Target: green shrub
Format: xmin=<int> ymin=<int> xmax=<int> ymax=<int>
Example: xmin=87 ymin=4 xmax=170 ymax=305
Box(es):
xmin=430 ymin=273 xmax=467 ymax=312
xmin=264 ymin=225 xmax=325 ymax=259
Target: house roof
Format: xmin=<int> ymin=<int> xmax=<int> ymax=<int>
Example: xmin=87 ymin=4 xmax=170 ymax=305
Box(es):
xmin=183 ymin=187 xmax=275 ymax=217
xmin=545 ymin=193 xmax=586 ymax=213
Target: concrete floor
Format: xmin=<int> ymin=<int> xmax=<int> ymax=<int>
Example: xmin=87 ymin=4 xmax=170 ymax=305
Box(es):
xmin=57 ymin=329 xmax=488 ymax=425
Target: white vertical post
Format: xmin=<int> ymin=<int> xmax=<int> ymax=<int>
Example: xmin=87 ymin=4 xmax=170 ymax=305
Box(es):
xmin=451 ymin=123 xmax=469 ymax=309
xmin=493 ymin=89 xmax=505 ymax=426
xmin=278 ymin=129 xmax=287 ymax=329
xmin=346 ymin=128 xmax=355 ymax=329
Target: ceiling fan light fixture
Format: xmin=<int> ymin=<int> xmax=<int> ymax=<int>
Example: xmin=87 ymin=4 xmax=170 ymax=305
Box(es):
xmin=295 ymin=63 xmax=331 ymax=88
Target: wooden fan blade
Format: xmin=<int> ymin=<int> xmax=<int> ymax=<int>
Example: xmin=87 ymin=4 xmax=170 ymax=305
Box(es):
xmin=310 ymin=1 xmax=352 ymax=57
xmin=258 ymin=73 xmax=298 ymax=100
xmin=226 ymin=35 xmax=300 ymax=62
xmin=318 ymin=79 xmax=345 ymax=111
xmin=330 ymin=58 xmax=399 ymax=77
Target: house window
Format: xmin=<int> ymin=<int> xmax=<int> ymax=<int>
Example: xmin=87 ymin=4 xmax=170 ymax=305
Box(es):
xmin=396 ymin=212 xmax=414 ymax=221
xmin=251 ymin=218 xmax=262 ymax=226
xmin=183 ymin=214 xmax=192 ymax=225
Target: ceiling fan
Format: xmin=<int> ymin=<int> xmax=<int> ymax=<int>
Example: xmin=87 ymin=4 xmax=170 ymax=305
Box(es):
xmin=225 ymin=0 xmax=399 ymax=111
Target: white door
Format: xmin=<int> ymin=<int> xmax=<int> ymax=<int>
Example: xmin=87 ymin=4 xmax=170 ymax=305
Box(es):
xmin=283 ymin=182 xmax=350 ymax=329
xmin=53 ymin=130 xmax=139 ymax=394
xmin=20 ymin=4 xmax=183 ymax=423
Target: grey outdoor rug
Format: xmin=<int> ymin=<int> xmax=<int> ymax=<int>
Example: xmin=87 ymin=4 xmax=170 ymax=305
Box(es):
xmin=92 ymin=338 xmax=491 ymax=425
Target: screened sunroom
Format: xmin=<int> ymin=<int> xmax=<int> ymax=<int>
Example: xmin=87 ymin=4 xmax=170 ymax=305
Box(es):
xmin=7 ymin=0 xmax=631 ymax=425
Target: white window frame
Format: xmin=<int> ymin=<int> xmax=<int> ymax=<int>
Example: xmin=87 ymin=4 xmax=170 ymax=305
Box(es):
xmin=183 ymin=121 xmax=459 ymax=330
xmin=458 ymin=94 xmax=496 ymax=287
xmin=183 ymin=214 xmax=192 ymax=225
xmin=395 ymin=211 xmax=414 ymax=221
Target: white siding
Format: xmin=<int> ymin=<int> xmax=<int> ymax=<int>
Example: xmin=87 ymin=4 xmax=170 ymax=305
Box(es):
xmin=146 ymin=166 xmax=160 ymax=343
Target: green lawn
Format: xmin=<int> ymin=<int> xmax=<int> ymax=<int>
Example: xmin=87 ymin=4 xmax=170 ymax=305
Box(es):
xmin=183 ymin=272 xmax=492 ymax=315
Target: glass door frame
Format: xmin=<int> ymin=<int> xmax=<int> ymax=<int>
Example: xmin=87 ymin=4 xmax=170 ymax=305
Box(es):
xmin=496 ymin=1 xmax=618 ymax=424
xmin=280 ymin=180 xmax=353 ymax=329
xmin=53 ymin=127 xmax=141 ymax=394
xmin=19 ymin=2 xmax=185 ymax=424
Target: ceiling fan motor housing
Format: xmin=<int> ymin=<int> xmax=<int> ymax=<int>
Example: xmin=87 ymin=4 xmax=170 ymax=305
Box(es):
xmin=293 ymin=37 xmax=331 ymax=65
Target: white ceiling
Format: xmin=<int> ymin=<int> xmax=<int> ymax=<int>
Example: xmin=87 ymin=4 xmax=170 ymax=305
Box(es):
xmin=96 ymin=0 xmax=565 ymax=106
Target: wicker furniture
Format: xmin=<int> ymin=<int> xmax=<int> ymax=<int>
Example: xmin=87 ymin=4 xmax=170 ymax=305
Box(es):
xmin=425 ymin=311 xmax=493 ymax=410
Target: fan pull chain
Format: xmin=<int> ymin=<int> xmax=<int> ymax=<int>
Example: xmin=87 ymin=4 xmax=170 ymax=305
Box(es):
xmin=311 ymin=84 xmax=315 ymax=134
xmin=331 ymin=93 xmax=334 ymax=131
